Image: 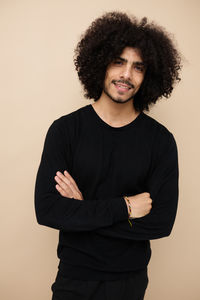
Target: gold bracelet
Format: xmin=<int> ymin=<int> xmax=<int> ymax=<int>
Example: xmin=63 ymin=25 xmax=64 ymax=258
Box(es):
xmin=124 ymin=196 xmax=131 ymax=217
xmin=124 ymin=196 xmax=133 ymax=227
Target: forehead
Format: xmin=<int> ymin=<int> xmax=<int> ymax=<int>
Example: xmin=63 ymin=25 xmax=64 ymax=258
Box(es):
xmin=119 ymin=47 xmax=143 ymax=62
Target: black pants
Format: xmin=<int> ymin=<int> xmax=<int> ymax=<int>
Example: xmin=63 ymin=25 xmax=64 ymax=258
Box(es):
xmin=51 ymin=268 xmax=149 ymax=300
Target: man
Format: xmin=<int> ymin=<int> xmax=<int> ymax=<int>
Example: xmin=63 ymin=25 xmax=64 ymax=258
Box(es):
xmin=34 ymin=11 xmax=181 ymax=300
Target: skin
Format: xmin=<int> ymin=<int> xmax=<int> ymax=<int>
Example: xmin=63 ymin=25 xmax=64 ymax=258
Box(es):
xmin=55 ymin=171 xmax=84 ymax=200
xmin=103 ymin=47 xmax=145 ymax=104
xmin=92 ymin=47 xmax=146 ymax=128
xmin=54 ymin=47 xmax=152 ymax=218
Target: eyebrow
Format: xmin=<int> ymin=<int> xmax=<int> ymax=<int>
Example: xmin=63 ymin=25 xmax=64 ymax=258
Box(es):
xmin=115 ymin=56 xmax=145 ymax=66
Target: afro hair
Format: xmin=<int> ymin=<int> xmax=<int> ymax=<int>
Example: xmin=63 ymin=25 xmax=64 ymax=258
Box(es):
xmin=74 ymin=11 xmax=182 ymax=112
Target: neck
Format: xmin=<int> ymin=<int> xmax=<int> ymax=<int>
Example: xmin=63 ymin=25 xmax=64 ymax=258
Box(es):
xmin=91 ymin=92 xmax=140 ymax=127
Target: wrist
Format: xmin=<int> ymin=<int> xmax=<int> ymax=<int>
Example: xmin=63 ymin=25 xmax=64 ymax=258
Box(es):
xmin=123 ymin=196 xmax=132 ymax=218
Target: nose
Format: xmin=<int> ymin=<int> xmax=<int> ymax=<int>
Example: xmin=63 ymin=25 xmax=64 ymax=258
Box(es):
xmin=120 ymin=65 xmax=132 ymax=81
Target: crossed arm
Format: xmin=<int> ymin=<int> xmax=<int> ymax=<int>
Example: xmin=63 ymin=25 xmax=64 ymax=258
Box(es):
xmin=54 ymin=170 xmax=152 ymax=220
xmin=35 ymin=121 xmax=179 ymax=240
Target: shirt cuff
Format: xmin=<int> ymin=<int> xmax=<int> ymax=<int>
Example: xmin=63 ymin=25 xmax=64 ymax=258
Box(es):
xmin=110 ymin=197 xmax=129 ymax=223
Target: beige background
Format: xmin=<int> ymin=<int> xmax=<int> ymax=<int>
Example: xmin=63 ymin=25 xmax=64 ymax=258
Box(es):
xmin=0 ymin=0 xmax=199 ymax=299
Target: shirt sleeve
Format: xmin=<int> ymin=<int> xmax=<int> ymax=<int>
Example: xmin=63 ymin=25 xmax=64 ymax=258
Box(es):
xmin=95 ymin=131 xmax=179 ymax=240
xmin=34 ymin=120 xmax=128 ymax=232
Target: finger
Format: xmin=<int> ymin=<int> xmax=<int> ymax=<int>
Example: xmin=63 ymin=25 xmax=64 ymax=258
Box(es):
xmin=55 ymin=184 xmax=74 ymax=198
xmin=55 ymin=184 xmax=65 ymax=196
xmin=54 ymin=176 xmax=70 ymax=190
xmin=55 ymin=184 xmax=68 ymax=197
xmin=55 ymin=173 xmax=79 ymax=198
xmin=56 ymin=183 xmax=84 ymax=200
xmin=55 ymin=175 xmax=73 ymax=195
xmin=63 ymin=170 xmax=80 ymax=191
xmin=57 ymin=171 xmax=80 ymax=195
xmin=56 ymin=171 xmax=71 ymax=185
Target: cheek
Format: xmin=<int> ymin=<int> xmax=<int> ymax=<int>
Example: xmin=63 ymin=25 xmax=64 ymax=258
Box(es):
xmin=104 ymin=74 xmax=115 ymax=88
xmin=132 ymin=77 xmax=144 ymax=94
xmin=135 ymin=74 xmax=144 ymax=87
xmin=105 ymin=68 xmax=119 ymax=80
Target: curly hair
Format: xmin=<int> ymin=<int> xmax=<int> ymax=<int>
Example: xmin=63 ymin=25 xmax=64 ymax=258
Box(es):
xmin=74 ymin=11 xmax=182 ymax=112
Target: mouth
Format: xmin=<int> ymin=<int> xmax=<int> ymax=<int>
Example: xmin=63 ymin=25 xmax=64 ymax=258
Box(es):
xmin=113 ymin=82 xmax=132 ymax=92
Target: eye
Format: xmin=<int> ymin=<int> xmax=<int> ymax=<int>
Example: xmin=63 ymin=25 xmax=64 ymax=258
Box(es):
xmin=113 ymin=60 xmax=123 ymax=65
xmin=134 ymin=65 xmax=144 ymax=72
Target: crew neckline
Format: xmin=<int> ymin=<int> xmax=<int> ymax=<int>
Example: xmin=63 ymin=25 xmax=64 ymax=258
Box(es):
xmin=88 ymin=104 xmax=144 ymax=131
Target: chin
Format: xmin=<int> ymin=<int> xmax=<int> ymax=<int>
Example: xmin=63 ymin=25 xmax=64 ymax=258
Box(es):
xmin=110 ymin=96 xmax=134 ymax=104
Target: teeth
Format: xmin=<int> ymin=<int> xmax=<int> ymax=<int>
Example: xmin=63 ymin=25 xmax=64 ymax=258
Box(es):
xmin=116 ymin=84 xmax=129 ymax=89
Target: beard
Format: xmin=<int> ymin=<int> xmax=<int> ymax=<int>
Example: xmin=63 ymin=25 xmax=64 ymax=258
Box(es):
xmin=103 ymin=85 xmax=134 ymax=104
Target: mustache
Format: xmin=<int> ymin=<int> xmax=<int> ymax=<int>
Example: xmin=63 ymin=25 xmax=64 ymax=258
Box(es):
xmin=112 ymin=80 xmax=134 ymax=89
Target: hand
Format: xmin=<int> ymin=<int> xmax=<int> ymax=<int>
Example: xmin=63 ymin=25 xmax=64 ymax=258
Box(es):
xmin=54 ymin=170 xmax=84 ymax=200
xmin=124 ymin=192 xmax=152 ymax=218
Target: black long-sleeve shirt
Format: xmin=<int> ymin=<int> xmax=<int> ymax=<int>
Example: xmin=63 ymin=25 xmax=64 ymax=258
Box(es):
xmin=34 ymin=104 xmax=179 ymax=280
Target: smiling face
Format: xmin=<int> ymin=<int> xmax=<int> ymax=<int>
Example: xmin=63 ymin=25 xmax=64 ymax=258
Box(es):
xmin=102 ymin=47 xmax=146 ymax=104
